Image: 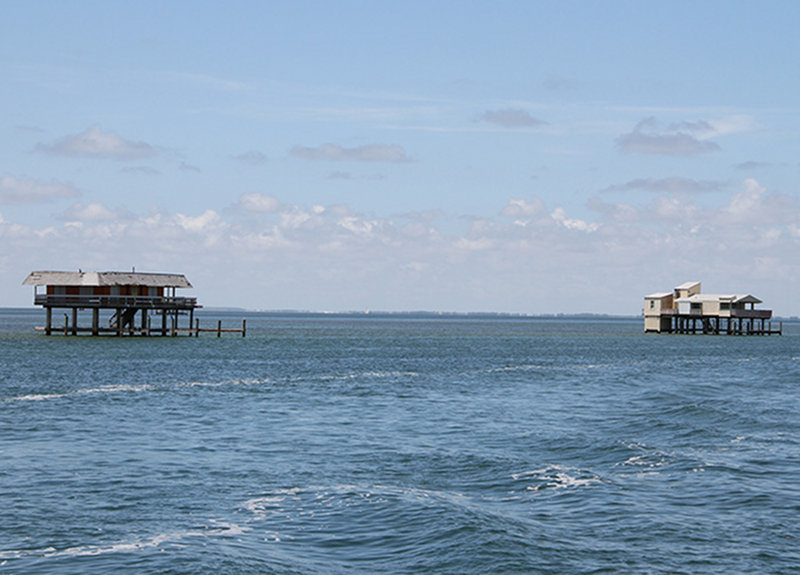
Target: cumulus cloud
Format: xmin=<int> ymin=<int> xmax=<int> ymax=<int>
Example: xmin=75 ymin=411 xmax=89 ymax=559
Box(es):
xmin=4 ymin=178 xmax=800 ymax=314
xmin=0 ymin=175 xmax=80 ymax=204
xmin=62 ymin=202 xmax=118 ymax=221
xmin=175 ymin=210 xmax=221 ymax=233
xmin=500 ymin=198 xmax=546 ymax=219
xmin=290 ymin=143 xmax=410 ymax=163
xmin=718 ymin=178 xmax=796 ymax=226
xmin=616 ymin=117 xmax=721 ymax=156
xmin=480 ymin=108 xmax=545 ymax=128
xmin=36 ymin=125 xmax=157 ymax=160
xmin=551 ymin=207 xmax=599 ymax=232
xmin=238 ymin=193 xmax=281 ymax=213
xmin=603 ymin=177 xmax=726 ymax=194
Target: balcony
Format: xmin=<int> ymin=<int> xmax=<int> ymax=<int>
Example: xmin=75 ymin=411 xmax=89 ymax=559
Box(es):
xmin=730 ymin=309 xmax=772 ymax=319
xmin=34 ymin=294 xmax=198 ymax=310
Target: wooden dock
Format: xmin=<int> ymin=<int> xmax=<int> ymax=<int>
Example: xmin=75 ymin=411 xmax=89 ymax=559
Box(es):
xmin=660 ymin=314 xmax=781 ymax=336
xmin=36 ymin=314 xmax=246 ymax=337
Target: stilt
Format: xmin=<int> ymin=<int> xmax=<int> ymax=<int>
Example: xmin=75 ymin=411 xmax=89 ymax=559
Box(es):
xmin=45 ymin=307 xmax=52 ymax=336
xmin=92 ymin=308 xmax=99 ymax=336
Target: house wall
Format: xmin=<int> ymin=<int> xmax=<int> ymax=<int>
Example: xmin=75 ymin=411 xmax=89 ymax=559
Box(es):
xmin=644 ymin=316 xmax=663 ymax=332
xmin=44 ymin=284 xmax=167 ymax=298
xmin=675 ymin=283 xmax=701 ymax=300
xmin=644 ymin=295 xmax=673 ymax=316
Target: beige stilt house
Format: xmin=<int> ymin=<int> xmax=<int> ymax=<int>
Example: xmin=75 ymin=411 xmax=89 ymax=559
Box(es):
xmin=644 ymin=281 xmax=779 ymax=335
xmin=23 ymin=270 xmax=199 ymax=336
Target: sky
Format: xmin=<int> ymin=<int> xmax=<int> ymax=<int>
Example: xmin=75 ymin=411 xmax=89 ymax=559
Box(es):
xmin=2 ymin=1 xmax=800 ymax=314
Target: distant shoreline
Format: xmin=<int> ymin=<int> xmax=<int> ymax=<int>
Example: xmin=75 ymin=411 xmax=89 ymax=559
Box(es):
xmin=5 ymin=307 xmax=798 ymax=322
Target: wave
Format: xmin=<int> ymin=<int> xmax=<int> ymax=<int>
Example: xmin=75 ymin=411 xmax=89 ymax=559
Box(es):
xmin=5 ymin=384 xmax=154 ymax=402
xmin=511 ymin=464 xmax=603 ymax=491
xmin=0 ymin=521 xmax=248 ymax=561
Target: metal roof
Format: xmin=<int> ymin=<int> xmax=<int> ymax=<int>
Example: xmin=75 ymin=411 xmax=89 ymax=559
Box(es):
xmin=645 ymin=292 xmax=672 ymax=299
xmin=674 ymin=281 xmax=701 ymax=290
xmin=677 ymin=294 xmax=762 ymax=304
xmin=23 ymin=271 xmax=193 ymax=288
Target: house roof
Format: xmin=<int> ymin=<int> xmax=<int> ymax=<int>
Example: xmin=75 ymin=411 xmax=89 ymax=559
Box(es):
xmin=23 ymin=271 xmax=193 ymax=288
xmin=677 ymin=294 xmax=762 ymax=304
xmin=645 ymin=292 xmax=672 ymax=299
xmin=674 ymin=281 xmax=701 ymax=290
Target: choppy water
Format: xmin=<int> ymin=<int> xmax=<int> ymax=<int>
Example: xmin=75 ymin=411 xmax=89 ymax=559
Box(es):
xmin=1 ymin=309 xmax=799 ymax=574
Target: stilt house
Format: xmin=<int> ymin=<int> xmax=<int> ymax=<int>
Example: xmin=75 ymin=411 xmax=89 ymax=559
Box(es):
xmin=643 ymin=281 xmax=779 ymax=335
xmin=23 ymin=270 xmax=199 ymax=336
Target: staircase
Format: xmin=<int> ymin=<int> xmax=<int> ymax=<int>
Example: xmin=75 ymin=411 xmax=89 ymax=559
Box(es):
xmin=109 ymin=308 xmax=138 ymax=330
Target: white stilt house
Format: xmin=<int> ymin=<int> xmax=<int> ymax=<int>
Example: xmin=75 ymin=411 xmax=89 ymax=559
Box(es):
xmin=644 ymin=281 xmax=778 ymax=335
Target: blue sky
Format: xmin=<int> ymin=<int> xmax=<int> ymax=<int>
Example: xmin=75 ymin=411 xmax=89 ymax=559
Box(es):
xmin=2 ymin=1 xmax=800 ymax=314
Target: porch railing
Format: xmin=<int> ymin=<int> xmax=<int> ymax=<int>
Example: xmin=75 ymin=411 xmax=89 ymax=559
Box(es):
xmin=33 ymin=294 xmax=198 ymax=310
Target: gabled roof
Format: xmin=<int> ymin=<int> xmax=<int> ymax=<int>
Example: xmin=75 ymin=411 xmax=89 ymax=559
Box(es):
xmin=674 ymin=281 xmax=701 ymax=290
xmin=23 ymin=271 xmax=192 ymax=288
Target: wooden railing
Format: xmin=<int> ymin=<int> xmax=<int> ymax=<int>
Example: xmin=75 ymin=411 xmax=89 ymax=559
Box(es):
xmin=730 ymin=309 xmax=772 ymax=319
xmin=34 ymin=294 xmax=198 ymax=309
xmin=655 ymin=308 xmax=772 ymax=319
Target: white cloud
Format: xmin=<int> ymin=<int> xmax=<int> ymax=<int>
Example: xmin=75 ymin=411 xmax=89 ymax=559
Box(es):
xmin=290 ymin=143 xmax=410 ymax=163
xmin=36 ymin=125 xmax=156 ymax=160
xmin=63 ymin=202 xmax=117 ymax=221
xmin=238 ymin=193 xmax=281 ymax=213
xmin=501 ymin=198 xmax=546 ymax=218
xmin=175 ymin=210 xmax=222 ymax=232
xmin=4 ymin=179 xmax=800 ymax=314
xmin=551 ymin=207 xmax=599 ymax=232
xmin=0 ymin=175 xmax=80 ymax=204
xmin=724 ymin=178 xmax=765 ymax=221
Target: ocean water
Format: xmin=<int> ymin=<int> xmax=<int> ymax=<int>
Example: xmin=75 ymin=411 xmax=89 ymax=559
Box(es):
xmin=1 ymin=309 xmax=799 ymax=574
